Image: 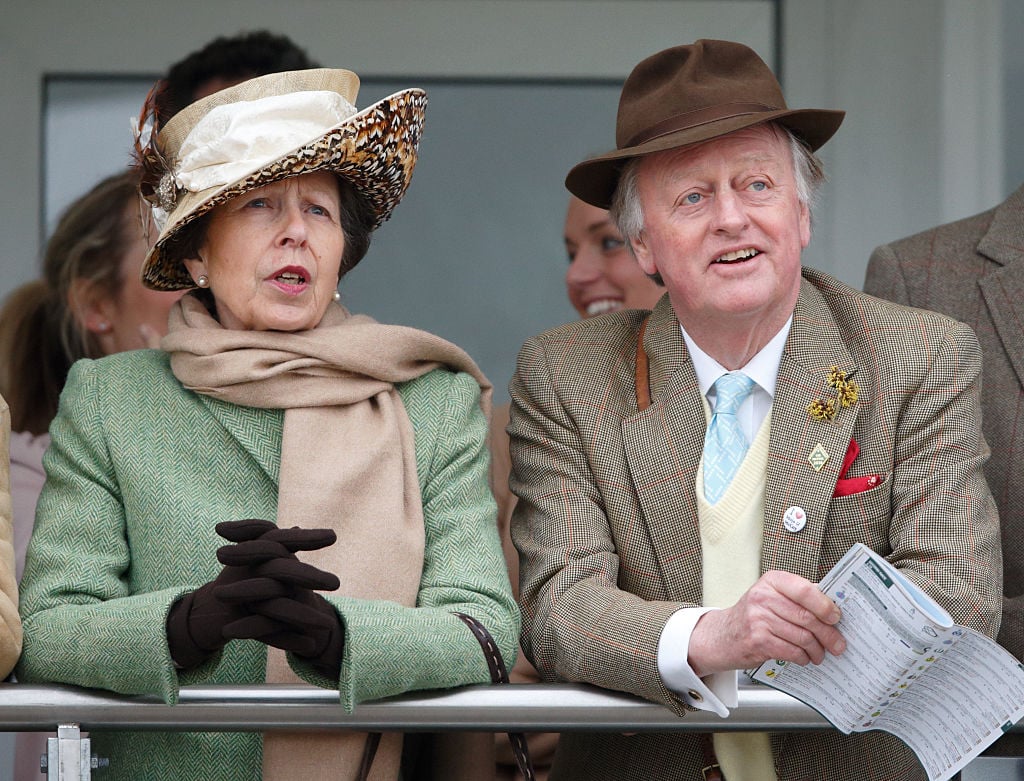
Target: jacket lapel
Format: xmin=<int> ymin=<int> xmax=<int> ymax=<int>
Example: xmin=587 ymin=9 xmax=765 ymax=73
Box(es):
xmin=622 ymin=297 xmax=706 ymax=602
xmin=193 ymin=391 xmax=283 ymax=486
xmin=763 ymin=277 xmax=859 ymax=581
xmin=621 ymin=280 xmax=864 ymax=596
xmin=977 ymin=186 xmax=1024 ymax=390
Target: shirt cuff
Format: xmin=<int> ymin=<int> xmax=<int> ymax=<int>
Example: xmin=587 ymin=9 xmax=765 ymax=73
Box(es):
xmin=657 ymin=607 xmax=736 ymax=718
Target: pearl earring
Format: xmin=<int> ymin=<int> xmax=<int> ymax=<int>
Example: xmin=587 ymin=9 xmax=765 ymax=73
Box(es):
xmin=96 ymin=321 xmax=111 ymax=333
xmin=332 ymin=290 xmax=341 ymax=302
xmin=196 ymin=275 xmax=209 ymax=288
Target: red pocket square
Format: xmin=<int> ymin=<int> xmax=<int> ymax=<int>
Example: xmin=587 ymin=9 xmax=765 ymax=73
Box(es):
xmin=832 ymin=438 xmax=884 ymax=497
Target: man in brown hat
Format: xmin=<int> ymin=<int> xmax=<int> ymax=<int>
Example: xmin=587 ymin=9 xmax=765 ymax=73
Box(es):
xmin=508 ymin=40 xmax=1002 ymax=780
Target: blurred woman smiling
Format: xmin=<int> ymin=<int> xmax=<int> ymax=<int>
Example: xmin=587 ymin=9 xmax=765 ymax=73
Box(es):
xmin=563 ymin=195 xmax=662 ymax=318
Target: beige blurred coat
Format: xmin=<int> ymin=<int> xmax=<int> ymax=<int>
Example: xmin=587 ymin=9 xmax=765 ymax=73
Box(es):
xmin=0 ymin=395 xmax=22 ymax=678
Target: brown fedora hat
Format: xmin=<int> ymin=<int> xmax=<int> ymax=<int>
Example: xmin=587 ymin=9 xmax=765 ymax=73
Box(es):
xmin=566 ymin=39 xmax=845 ymax=208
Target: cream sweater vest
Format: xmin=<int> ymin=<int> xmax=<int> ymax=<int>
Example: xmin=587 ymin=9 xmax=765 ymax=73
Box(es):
xmin=697 ymin=409 xmax=778 ymax=781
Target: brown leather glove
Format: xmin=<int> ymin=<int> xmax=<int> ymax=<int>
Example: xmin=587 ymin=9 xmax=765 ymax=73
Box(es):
xmin=166 ymin=519 xmax=279 ymax=670
xmin=166 ymin=520 xmax=341 ymax=671
xmin=219 ymin=577 xmax=344 ymax=677
xmin=216 ymin=526 xmax=344 ymax=677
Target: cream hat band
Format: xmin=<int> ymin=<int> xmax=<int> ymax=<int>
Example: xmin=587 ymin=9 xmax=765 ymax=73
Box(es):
xmin=155 ymin=91 xmax=359 ymax=229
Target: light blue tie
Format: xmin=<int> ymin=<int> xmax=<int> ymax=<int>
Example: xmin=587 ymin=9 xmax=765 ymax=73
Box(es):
xmin=703 ymin=372 xmax=756 ymax=504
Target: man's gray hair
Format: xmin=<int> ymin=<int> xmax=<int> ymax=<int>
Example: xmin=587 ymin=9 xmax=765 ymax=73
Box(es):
xmin=610 ymin=124 xmax=826 ymax=248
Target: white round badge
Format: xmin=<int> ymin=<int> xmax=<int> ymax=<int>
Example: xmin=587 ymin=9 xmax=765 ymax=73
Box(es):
xmin=783 ymin=506 xmax=807 ymax=533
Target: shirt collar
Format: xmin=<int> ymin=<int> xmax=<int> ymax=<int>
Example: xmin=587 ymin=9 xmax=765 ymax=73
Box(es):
xmin=681 ymin=316 xmax=793 ymax=400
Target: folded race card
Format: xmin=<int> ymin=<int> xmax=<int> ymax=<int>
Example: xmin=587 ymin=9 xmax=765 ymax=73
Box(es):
xmin=750 ymin=543 xmax=1024 ymax=781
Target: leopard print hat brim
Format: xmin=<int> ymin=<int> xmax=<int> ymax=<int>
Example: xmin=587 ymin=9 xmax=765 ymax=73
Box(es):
xmin=141 ymin=79 xmax=427 ymax=291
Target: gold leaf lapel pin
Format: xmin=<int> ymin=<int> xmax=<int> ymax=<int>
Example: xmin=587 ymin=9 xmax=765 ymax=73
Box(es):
xmin=808 ymin=366 xmax=859 ymax=422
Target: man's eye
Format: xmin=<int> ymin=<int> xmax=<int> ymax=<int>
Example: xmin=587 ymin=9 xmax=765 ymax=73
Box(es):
xmin=750 ymin=181 xmax=768 ymax=192
xmin=685 ymin=192 xmax=702 ymax=204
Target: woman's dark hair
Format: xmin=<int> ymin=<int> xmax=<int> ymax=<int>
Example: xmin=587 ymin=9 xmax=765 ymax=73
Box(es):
xmin=0 ymin=171 xmax=140 ymax=434
xmin=336 ymin=177 xmax=376 ymax=275
xmin=158 ymin=31 xmax=319 ymax=125
xmin=165 ymin=173 xmax=376 ymax=304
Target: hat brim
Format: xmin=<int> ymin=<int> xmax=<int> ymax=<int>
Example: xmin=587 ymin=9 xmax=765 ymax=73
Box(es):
xmin=142 ymin=88 xmax=427 ymax=291
xmin=565 ymin=108 xmax=845 ymax=209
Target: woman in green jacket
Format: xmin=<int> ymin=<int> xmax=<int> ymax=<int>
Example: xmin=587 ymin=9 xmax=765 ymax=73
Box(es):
xmin=17 ymin=68 xmax=518 ymax=781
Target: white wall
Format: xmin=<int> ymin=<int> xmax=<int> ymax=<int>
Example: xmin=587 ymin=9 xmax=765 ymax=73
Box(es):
xmin=3 ymin=0 xmax=1012 ymax=297
xmin=783 ymin=0 xmax=1006 ymax=287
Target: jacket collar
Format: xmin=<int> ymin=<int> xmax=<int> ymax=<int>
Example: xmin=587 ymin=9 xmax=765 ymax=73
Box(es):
xmin=976 ymin=185 xmax=1024 ymax=389
xmin=976 ymin=184 xmax=1024 ymax=267
xmin=192 ymin=391 xmax=283 ymax=486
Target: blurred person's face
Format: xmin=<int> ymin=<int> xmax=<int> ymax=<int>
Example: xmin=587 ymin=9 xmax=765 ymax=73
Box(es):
xmin=83 ymin=205 xmax=184 ymax=353
xmin=183 ymin=172 xmax=344 ymax=332
xmin=564 ymin=197 xmax=663 ymax=318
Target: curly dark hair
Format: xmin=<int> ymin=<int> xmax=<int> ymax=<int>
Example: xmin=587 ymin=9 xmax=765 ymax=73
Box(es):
xmin=157 ymin=31 xmax=319 ymax=125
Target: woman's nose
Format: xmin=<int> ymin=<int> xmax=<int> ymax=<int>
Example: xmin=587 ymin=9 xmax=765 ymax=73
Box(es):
xmin=565 ymin=249 xmax=602 ymax=287
xmin=277 ymin=202 xmax=309 ymax=245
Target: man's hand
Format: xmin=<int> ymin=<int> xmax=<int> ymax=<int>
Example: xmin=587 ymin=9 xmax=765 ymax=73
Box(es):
xmin=687 ymin=570 xmax=845 ymax=677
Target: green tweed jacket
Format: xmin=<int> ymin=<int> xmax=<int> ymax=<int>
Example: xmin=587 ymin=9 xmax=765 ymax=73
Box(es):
xmin=509 ymin=267 xmax=1002 ymax=781
xmin=17 ymin=349 xmax=518 ymax=781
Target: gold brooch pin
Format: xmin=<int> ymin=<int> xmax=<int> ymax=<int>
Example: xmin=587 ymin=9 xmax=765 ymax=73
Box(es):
xmin=808 ymin=366 xmax=859 ymax=422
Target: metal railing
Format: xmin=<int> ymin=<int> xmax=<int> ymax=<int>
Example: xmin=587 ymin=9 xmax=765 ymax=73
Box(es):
xmin=1 ymin=681 xmax=1021 ymax=779
xmin=0 ymin=679 xmax=833 ymax=733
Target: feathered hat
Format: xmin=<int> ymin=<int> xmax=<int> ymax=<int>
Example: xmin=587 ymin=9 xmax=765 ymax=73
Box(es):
xmin=135 ymin=68 xmax=427 ymax=290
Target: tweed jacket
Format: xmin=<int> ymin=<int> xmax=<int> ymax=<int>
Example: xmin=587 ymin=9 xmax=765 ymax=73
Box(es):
xmin=0 ymin=397 xmax=21 ymax=680
xmin=866 ymin=185 xmax=1024 ymax=665
xmin=509 ymin=267 xmax=1001 ymax=781
xmin=17 ymin=349 xmax=518 ymax=781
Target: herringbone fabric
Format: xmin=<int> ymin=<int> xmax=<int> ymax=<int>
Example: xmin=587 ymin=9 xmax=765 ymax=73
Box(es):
xmin=0 ymin=396 xmax=20 ymax=679
xmin=508 ymin=267 xmax=1001 ymax=781
xmin=17 ymin=349 xmax=519 ymax=781
xmin=703 ymin=372 xmax=755 ymax=503
xmin=165 ymin=297 xmax=493 ymax=778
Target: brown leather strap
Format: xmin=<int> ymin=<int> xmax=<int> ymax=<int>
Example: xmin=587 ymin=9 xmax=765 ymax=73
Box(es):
xmin=700 ymin=733 xmax=724 ymax=781
xmin=357 ymin=732 xmax=382 ymax=781
xmin=635 ymin=314 xmax=652 ymax=411
xmin=453 ymin=612 xmax=536 ymax=781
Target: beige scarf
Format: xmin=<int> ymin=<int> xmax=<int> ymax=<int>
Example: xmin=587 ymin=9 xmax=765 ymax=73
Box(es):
xmin=164 ymin=294 xmax=491 ymax=780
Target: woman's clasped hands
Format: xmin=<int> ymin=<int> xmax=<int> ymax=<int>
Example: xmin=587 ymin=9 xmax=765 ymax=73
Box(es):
xmin=166 ymin=519 xmax=344 ymax=677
